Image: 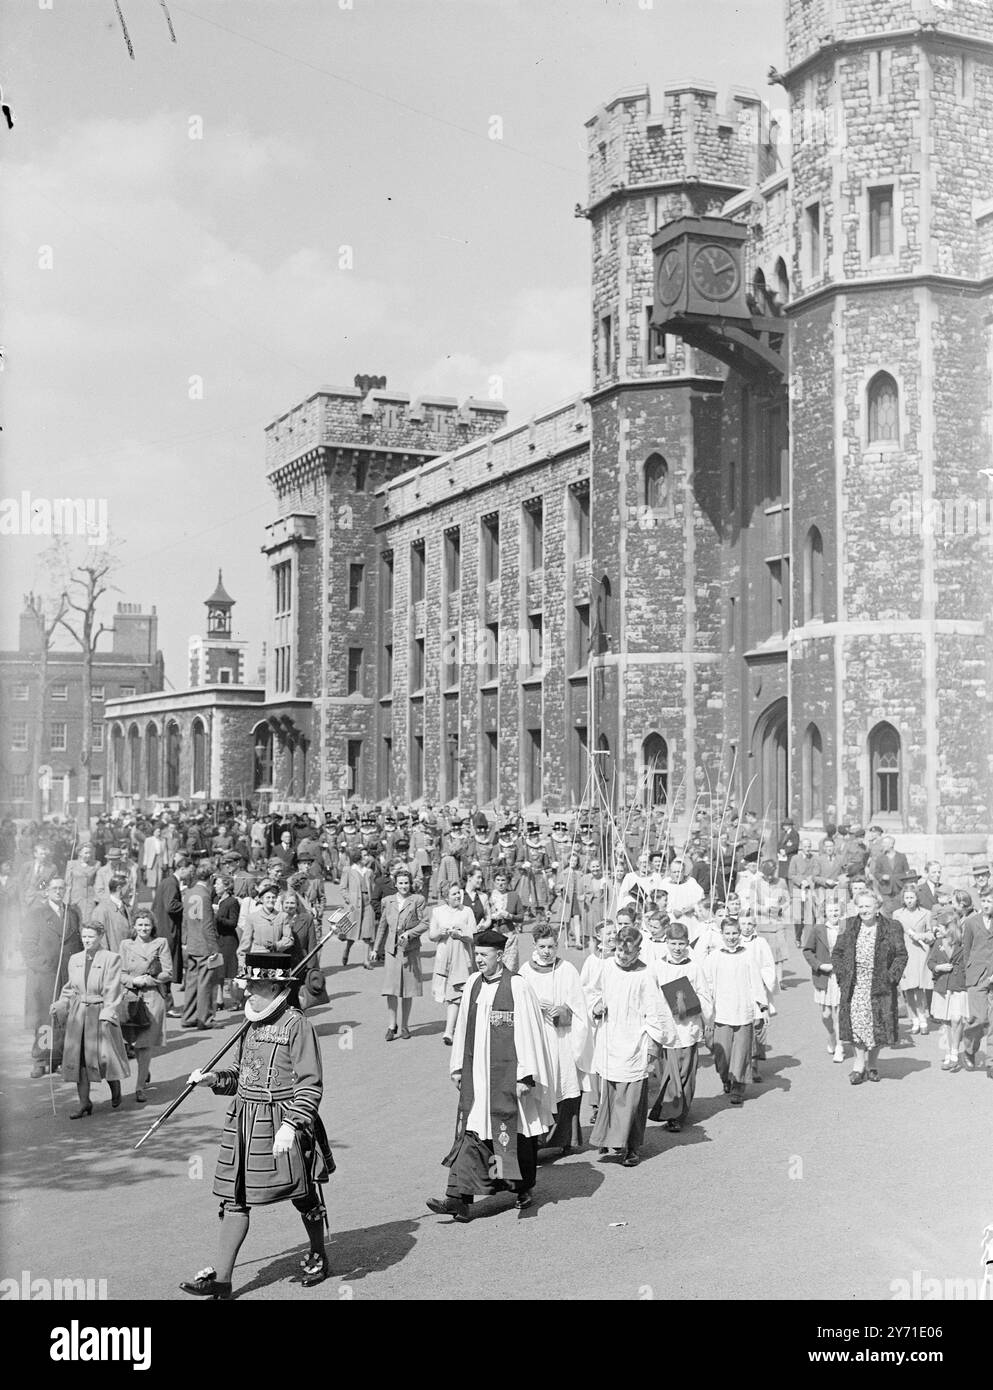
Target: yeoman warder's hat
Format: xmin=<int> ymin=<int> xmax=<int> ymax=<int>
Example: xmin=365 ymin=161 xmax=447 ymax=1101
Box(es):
xmin=244 ymin=951 xmax=298 ymax=985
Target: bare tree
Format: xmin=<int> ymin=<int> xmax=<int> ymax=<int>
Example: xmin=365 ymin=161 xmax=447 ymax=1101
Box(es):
xmin=46 ymin=540 xmax=122 ymax=829
xmin=22 ymin=590 xmax=69 ymax=821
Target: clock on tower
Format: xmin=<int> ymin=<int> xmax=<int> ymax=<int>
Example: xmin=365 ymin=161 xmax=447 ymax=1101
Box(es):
xmin=651 ymin=216 xmax=750 ymax=322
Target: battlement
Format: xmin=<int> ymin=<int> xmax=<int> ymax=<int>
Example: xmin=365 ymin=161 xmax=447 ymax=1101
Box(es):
xmin=585 ymin=81 xmax=773 ymax=210
xmin=265 ymin=386 xmax=508 ymax=475
xmin=785 ymin=0 xmax=993 ymax=74
xmin=378 ymin=395 xmax=590 ymax=524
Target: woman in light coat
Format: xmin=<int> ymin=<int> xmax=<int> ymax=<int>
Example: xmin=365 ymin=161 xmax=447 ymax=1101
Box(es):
xmin=119 ymin=909 xmax=172 ymax=1102
xmin=52 ymin=921 xmax=130 ymax=1118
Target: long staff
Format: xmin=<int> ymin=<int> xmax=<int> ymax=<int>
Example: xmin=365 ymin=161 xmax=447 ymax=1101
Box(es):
xmin=133 ymin=910 xmax=351 ymax=1150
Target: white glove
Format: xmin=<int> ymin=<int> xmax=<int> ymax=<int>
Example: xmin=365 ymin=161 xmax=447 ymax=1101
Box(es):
xmin=272 ymin=1122 xmax=296 ymax=1156
xmin=188 ymin=1069 xmax=216 ymax=1087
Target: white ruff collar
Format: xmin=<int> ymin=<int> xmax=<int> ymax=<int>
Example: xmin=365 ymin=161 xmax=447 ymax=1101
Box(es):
xmin=244 ymin=988 xmax=293 ymax=1023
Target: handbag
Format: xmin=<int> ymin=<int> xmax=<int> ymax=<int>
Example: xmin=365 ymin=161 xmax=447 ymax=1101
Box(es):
xmin=121 ymin=990 xmax=152 ymax=1034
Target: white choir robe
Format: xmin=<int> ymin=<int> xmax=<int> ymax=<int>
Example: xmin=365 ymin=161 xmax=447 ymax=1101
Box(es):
xmin=652 ymin=954 xmax=707 ymax=1049
xmin=519 ymin=958 xmax=593 ymax=1101
xmin=741 ymin=932 xmax=777 ymax=1002
xmin=449 ymin=970 xmax=556 ymax=1139
xmin=589 ymin=959 xmax=668 ymax=1084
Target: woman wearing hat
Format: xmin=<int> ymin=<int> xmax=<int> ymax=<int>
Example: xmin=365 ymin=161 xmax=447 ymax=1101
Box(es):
xmin=51 ymin=920 xmax=131 ymax=1118
xmin=119 ymin=909 xmax=172 ymax=1102
xmin=380 ymin=868 xmax=428 ymax=1040
xmin=237 ymin=881 xmax=293 ymax=978
xmin=181 ymin=951 xmax=334 ymax=1297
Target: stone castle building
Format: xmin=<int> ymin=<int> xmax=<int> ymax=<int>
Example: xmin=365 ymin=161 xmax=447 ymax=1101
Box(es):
xmin=246 ymin=0 xmax=990 ymax=864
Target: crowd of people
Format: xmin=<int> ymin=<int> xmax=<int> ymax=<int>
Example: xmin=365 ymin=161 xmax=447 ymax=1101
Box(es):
xmin=7 ymin=801 xmax=992 ymax=1241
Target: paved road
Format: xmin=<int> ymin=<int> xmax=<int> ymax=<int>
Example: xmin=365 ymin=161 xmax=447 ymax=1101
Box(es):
xmin=1 ymin=932 xmax=988 ymax=1301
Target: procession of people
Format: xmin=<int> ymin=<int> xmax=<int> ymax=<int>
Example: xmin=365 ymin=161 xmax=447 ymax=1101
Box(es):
xmin=7 ymin=799 xmax=992 ymax=1294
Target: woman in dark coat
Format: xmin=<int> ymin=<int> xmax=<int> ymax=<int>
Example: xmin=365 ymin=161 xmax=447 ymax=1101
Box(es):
xmin=379 ymin=868 xmax=428 ymax=1041
xmin=282 ymin=886 xmax=329 ymax=1012
xmin=833 ymin=887 xmax=908 ymax=1085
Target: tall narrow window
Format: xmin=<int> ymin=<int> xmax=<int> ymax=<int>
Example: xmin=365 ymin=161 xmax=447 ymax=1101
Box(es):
xmin=523 ymin=500 xmax=543 ymax=573
xmin=382 ymin=551 xmax=394 ymax=610
xmin=410 ymin=734 xmax=424 ymax=801
xmin=444 ymin=528 xmax=461 ymax=593
xmin=128 ymin=725 xmax=140 ymax=793
xmin=347 ymin=739 xmax=362 ymax=796
xmin=253 ymin=724 xmax=273 ymax=790
xmin=382 ymin=641 xmax=394 ymax=691
xmin=572 ymin=604 xmax=590 ymax=670
xmin=274 ymin=562 xmax=291 ymax=617
xmin=867 ymin=372 xmax=899 ymax=444
xmin=525 ymin=614 xmax=543 ymax=678
xmin=165 ymin=722 xmax=180 ymax=798
xmin=767 ymin=560 xmax=784 ymax=640
xmin=600 ymin=314 xmax=614 ymax=376
xmin=481 ymin=515 xmax=500 ymax=586
xmin=803 ymin=724 xmax=824 ymax=823
xmin=51 ymin=721 xmax=68 ymax=753
xmin=483 ymin=623 xmax=499 ymax=684
xmin=191 ymin=719 xmax=206 ymax=795
xmin=347 ymin=647 xmax=363 ymax=696
xmin=410 ymin=542 xmax=425 ymax=604
xmin=870 ymin=722 xmax=901 ymax=815
xmin=410 ymin=637 xmax=425 ymax=690
xmin=644 ymin=454 xmax=669 ymax=512
xmin=804 ymin=526 xmax=824 ymax=622
xmin=524 ymin=729 xmax=542 ymax=805
xmin=641 ymin=733 xmax=669 ymax=807
xmin=645 ymin=307 xmax=666 ymax=363
xmin=869 ymin=185 xmax=894 ymax=258
xmin=481 ymin=730 xmax=498 ymax=803
xmin=145 ymin=725 xmax=158 ymax=795
xmin=348 ymin=563 xmax=364 ymax=611
xmin=573 ymin=486 xmax=591 ymax=558
xmin=806 ymin=202 xmax=821 ymax=277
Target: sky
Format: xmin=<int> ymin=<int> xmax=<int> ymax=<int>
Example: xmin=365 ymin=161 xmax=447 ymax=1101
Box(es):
xmin=1 ymin=0 xmax=783 ymax=682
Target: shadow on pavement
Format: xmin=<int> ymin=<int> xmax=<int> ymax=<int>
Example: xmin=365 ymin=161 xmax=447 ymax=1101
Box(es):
xmin=233 ymin=1216 xmax=422 ymax=1295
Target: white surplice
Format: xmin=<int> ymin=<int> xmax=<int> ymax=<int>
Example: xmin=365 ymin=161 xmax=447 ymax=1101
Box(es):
xmin=519 ymin=957 xmax=592 ymax=1100
xmin=589 ymin=958 xmax=667 ymax=1083
xmin=450 ymin=969 xmax=555 ymax=1139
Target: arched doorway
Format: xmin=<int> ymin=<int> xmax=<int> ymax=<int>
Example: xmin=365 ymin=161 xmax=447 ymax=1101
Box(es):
xmin=145 ymin=724 xmax=159 ymax=798
xmin=751 ymin=698 xmax=788 ymax=833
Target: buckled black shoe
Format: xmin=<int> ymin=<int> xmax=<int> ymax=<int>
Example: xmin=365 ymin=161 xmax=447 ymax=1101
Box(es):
xmin=179 ymin=1267 xmax=232 ymax=1299
xmin=299 ymin=1251 xmax=329 ymax=1287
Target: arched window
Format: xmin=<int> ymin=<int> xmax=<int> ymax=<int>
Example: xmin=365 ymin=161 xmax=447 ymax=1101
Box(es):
xmin=127 ymin=725 xmax=140 ymax=796
xmin=253 ymin=723 xmax=273 ymax=790
xmin=867 ymin=371 xmax=899 ymax=444
xmin=774 ymin=256 xmax=789 ymax=310
xmin=641 ymin=733 xmax=669 ymax=807
xmin=191 ymin=719 xmax=206 ymax=795
xmin=803 ymin=526 xmax=824 ymax=622
xmin=869 ymin=721 xmax=900 ymax=815
xmin=165 ymin=722 xmax=181 ymax=798
xmin=752 ymin=267 xmax=768 ymax=314
xmin=145 ymin=724 xmax=159 ymax=797
xmin=644 ymin=453 xmax=669 ymax=511
xmin=111 ymin=724 xmax=125 ymax=793
xmin=802 ymin=724 xmax=823 ymax=824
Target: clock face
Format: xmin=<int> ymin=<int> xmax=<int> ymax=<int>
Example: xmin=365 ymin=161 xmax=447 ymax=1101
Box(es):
xmin=691 ymin=243 xmax=740 ymax=301
xmin=655 ymin=248 xmax=685 ymax=307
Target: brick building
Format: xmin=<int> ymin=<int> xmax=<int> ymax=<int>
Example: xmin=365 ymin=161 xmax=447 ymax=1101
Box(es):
xmin=0 ymin=599 xmax=163 ymax=819
xmin=258 ymin=0 xmax=991 ymax=866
